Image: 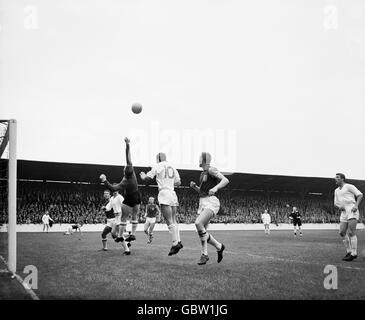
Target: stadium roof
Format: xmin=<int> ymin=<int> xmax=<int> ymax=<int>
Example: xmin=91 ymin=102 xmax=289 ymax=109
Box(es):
xmin=1 ymin=159 xmax=365 ymax=195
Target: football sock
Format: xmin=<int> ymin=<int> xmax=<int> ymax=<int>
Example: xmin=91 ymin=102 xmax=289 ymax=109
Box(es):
xmin=119 ymin=223 xmax=127 ymax=237
xmin=102 ymin=239 xmax=107 ymax=249
xmin=349 ymin=235 xmax=357 ymax=256
xmin=198 ymin=229 xmax=208 ymax=255
xmin=207 ymin=233 xmax=222 ymax=251
xmin=168 ymin=224 xmax=179 ymax=246
xmin=131 ymin=221 xmax=138 ymax=235
xmin=343 ymin=235 xmax=351 ymax=253
xmin=176 ymin=224 xmax=181 ymax=242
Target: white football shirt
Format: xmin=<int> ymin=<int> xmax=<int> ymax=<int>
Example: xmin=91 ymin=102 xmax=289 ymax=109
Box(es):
xmin=42 ymin=214 xmax=50 ymax=224
xmin=111 ymin=193 xmax=124 ymax=213
xmin=334 ymin=183 xmax=362 ymax=207
xmin=261 ymin=213 xmax=271 ymax=224
xmin=147 ymin=161 xmax=180 ymax=191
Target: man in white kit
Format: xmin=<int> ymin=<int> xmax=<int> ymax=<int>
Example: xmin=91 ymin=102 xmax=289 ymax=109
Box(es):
xmin=110 ymin=189 xmax=130 ymax=254
xmin=261 ymin=210 xmax=271 ymax=235
xmin=42 ymin=211 xmax=54 ymax=233
xmin=140 ymin=152 xmax=183 ymax=256
xmin=334 ymin=173 xmax=363 ymax=262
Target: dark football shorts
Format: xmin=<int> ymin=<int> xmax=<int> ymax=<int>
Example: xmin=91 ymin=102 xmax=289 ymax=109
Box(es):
xmin=123 ymin=191 xmax=142 ymax=207
xmin=293 ymin=219 xmax=302 ymax=227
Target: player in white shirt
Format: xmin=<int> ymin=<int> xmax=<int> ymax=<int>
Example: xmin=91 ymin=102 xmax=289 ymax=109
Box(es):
xmin=140 ymin=153 xmax=183 ymax=256
xmin=109 ymin=190 xmax=130 ymax=254
xmin=261 ymin=210 xmax=271 ymax=235
xmin=334 ymin=173 xmax=363 ymax=261
xmin=42 ymin=211 xmax=54 ymax=233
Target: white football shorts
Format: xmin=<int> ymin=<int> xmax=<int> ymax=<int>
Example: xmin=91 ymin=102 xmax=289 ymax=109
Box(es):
xmin=158 ymin=189 xmax=179 ymax=207
xmin=106 ymin=218 xmax=116 ymax=228
xmin=145 ymin=217 xmax=157 ymax=225
xmin=198 ymin=196 xmax=220 ymax=216
xmin=114 ymin=213 xmax=122 ymax=226
xmin=340 ymin=205 xmax=360 ymax=223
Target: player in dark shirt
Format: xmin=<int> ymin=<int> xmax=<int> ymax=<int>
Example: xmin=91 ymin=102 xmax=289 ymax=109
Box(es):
xmin=289 ymin=206 xmax=303 ymax=237
xmin=143 ymin=197 xmax=161 ymax=244
xmin=100 ymin=138 xmax=141 ymax=248
xmin=190 ymin=152 xmax=229 ymax=265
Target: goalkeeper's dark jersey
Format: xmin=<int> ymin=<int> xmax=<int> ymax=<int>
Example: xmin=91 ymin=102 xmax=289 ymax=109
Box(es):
xmin=289 ymin=211 xmax=302 ymax=221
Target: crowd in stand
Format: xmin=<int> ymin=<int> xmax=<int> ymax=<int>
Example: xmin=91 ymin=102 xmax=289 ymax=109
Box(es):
xmin=0 ymin=182 xmax=364 ymax=225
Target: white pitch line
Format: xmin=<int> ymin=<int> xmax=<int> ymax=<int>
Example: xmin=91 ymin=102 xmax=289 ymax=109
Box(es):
xmin=151 ymin=244 xmax=365 ymax=272
xmin=0 ymin=255 xmax=40 ymax=300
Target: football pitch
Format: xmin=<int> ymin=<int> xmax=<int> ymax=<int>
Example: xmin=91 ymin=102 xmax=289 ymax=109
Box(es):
xmin=1 ymin=230 xmax=365 ymax=300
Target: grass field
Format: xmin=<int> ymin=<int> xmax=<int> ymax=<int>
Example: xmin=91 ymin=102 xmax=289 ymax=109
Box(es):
xmin=1 ymin=229 xmax=365 ymax=300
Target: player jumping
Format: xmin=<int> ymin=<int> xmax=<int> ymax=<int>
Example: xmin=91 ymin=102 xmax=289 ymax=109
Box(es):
xmin=289 ymin=206 xmax=302 ymax=237
xmin=143 ymin=197 xmax=161 ymax=244
xmin=190 ymin=152 xmax=229 ymax=265
xmin=334 ymin=173 xmax=363 ymax=262
xmin=140 ymin=152 xmax=183 ymax=256
xmin=100 ymin=137 xmax=141 ymax=255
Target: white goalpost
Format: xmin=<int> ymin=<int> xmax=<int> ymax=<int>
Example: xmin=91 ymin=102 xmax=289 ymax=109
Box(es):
xmin=0 ymin=119 xmax=17 ymax=273
xmin=8 ymin=119 xmax=17 ymax=273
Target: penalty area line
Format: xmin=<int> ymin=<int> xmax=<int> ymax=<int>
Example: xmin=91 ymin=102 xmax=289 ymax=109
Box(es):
xmin=0 ymin=255 xmax=40 ymax=300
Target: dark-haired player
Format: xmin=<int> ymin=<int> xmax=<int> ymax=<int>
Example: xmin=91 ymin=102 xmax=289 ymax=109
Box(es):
xmin=289 ymin=207 xmax=302 ymax=237
xmin=100 ymin=137 xmax=141 ymax=255
xmin=334 ymin=173 xmax=363 ymax=261
xmin=140 ymin=152 xmax=183 ymax=256
xmin=100 ymin=189 xmax=117 ymax=251
xmin=143 ymin=197 xmax=161 ymax=244
xmin=190 ymin=152 xmax=229 ymax=265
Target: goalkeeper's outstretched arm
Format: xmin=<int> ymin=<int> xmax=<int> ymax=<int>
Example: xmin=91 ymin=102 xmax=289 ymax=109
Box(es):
xmin=99 ymin=174 xmax=124 ymax=192
xmin=125 ymin=137 xmax=132 ymax=166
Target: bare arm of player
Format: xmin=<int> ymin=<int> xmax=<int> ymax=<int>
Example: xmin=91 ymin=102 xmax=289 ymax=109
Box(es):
xmin=156 ymin=205 xmax=161 ymax=222
xmin=144 ymin=206 xmax=147 ymax=219
xmin=124 ymin=137 xmax=132 ymax=166
xmin=190 ymin=181 xmax=200 ymax=193
xmin=174 ymin=168 xmax=181 ymax=187
xmin=353 ymin=193 xmax=363 ymax=213
xmin=140 ymin=172 xmax=153 ymax=182
xmin=208 ymin=169 xmax=229 ymax=196
xmin=140 ymin=166 xmax=156 ymax=183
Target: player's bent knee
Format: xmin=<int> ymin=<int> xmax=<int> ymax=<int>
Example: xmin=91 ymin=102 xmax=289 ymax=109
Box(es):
xmin=102 ymin=227 xmax=111 ymax=239
xmin=339 ymin=231 xmax=346 ymax=237
xmin=347 ymin=230 xmax=356 ymax=237
xmin=195 ymin=221 xmax=203 ymax=230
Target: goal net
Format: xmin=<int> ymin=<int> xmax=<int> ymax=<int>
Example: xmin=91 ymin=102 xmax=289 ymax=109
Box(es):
xmin=0 ymin=119 xmax=17 ymax=273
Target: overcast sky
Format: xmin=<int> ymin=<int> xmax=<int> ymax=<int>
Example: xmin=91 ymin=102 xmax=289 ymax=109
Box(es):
xmin=1 ymin=0 xmax=365 ymax=179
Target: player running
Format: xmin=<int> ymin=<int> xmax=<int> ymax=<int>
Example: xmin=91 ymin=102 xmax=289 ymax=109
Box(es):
xmin=261 ymin=209 xmax=271 ymax=235
xmin=143 ymin=197 xmax=161 ymax=244
xmin=334 ymin=173 xmax=363 ymax=262
xmin=100 ymin=137 xmax=141 ymax=255
xmin=289 ymin=206 xmax=302 ymax=237
xmin=140 ymin=152 xmax=183 ymax=256
xmin=190 ymin=152 xmax=229 ymax=265
xmin=100 ymin=189 xmax=118 ymax=251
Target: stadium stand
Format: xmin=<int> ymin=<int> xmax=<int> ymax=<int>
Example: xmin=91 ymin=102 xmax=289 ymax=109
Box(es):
xmin=0 ymin=160 xmax=364 ymax=225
